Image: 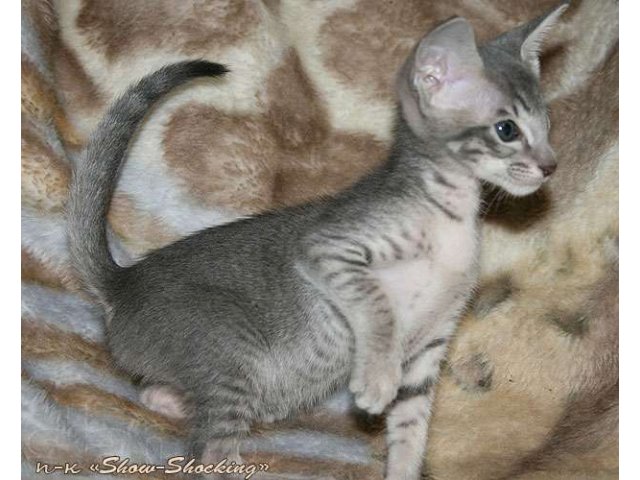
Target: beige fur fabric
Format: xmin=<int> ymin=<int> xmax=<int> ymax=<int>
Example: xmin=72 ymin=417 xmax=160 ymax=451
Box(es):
xmin=22 ymin=1 xmax=618 ymax=478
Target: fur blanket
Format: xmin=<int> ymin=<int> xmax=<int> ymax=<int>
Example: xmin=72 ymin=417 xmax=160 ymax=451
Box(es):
xmin=21 ymin=1 xmax=618 ymax=479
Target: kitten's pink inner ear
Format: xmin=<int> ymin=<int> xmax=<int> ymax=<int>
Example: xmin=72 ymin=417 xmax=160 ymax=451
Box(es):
xmin=413 ymin=18 xmax=483 ymax=90
xmin=413 ymin=18 xmax=494 ymax=112
xmin=414 ymin=50 xmax=446 ymax=90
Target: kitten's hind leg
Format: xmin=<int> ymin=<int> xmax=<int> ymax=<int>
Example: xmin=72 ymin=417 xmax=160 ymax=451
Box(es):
xmin=189 ymin=394 xmax=251 ymax=472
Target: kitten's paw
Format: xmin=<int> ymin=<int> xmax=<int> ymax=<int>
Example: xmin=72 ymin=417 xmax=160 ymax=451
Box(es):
xmin=140 ymin=385 xmax=187 ymax=419
xmin=350 ymin=359 xmax=402 ymax=415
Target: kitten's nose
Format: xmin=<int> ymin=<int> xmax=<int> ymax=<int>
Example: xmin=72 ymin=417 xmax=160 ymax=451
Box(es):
xmin=536 ymin=145 xmax=557 ymax=178
xmin=539 ymin=163 xmax=557 ymax=177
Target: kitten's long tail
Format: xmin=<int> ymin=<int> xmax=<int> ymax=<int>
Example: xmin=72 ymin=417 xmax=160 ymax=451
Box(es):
xmin=67 ymin=60 xmax=228 ymax=301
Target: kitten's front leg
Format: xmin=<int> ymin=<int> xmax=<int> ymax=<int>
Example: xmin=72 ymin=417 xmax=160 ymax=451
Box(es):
xmin=349 ymin=308 xmax=403 ymax=414
xmin=384 ymin=338 xmax=448 ymax=480
xmin=385 ymin=382 xmax=434 ymax=480
xmin=299 ymin=233 xmax=402 ymax=414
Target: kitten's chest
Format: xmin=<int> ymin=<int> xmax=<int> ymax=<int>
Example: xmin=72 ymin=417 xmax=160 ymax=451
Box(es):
xmin=372 ymin=216 xmax=479 ymax=331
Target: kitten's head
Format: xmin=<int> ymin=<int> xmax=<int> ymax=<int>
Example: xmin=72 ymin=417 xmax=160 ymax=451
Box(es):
xmin=397 ymin=2 xmax=568 ymax=196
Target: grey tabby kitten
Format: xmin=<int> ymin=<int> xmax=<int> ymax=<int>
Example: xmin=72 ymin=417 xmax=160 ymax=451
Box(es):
xmin=68 ymin=4 xmax=567 ymax=479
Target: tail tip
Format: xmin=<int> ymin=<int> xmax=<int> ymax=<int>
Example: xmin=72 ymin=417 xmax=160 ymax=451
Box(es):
xmin=185 ymin=60 xmax=230 ymax=78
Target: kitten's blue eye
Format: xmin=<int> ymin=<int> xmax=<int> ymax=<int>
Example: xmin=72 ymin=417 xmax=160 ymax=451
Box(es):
xmin=494 ymin=120 xmax=520 ymax=142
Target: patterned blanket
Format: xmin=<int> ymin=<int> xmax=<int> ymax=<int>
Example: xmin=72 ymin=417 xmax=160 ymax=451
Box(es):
xmin=21 ymin=1 xmax=618 ymax=479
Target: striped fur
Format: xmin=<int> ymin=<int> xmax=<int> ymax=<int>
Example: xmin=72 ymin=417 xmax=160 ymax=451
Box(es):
xmin=22 ymin=1 xmax=617 ymax=479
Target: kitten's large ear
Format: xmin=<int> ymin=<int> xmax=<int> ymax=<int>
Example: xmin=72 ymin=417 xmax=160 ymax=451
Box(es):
xmin=412 ymin=17 xmax=484 ymax=108
xmin=491 ymin=2 xmax=569 ymax=77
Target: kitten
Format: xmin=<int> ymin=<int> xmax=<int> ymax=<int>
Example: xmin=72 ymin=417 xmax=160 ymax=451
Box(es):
xmin=67 ymin=4 xmax=567 ymax=479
